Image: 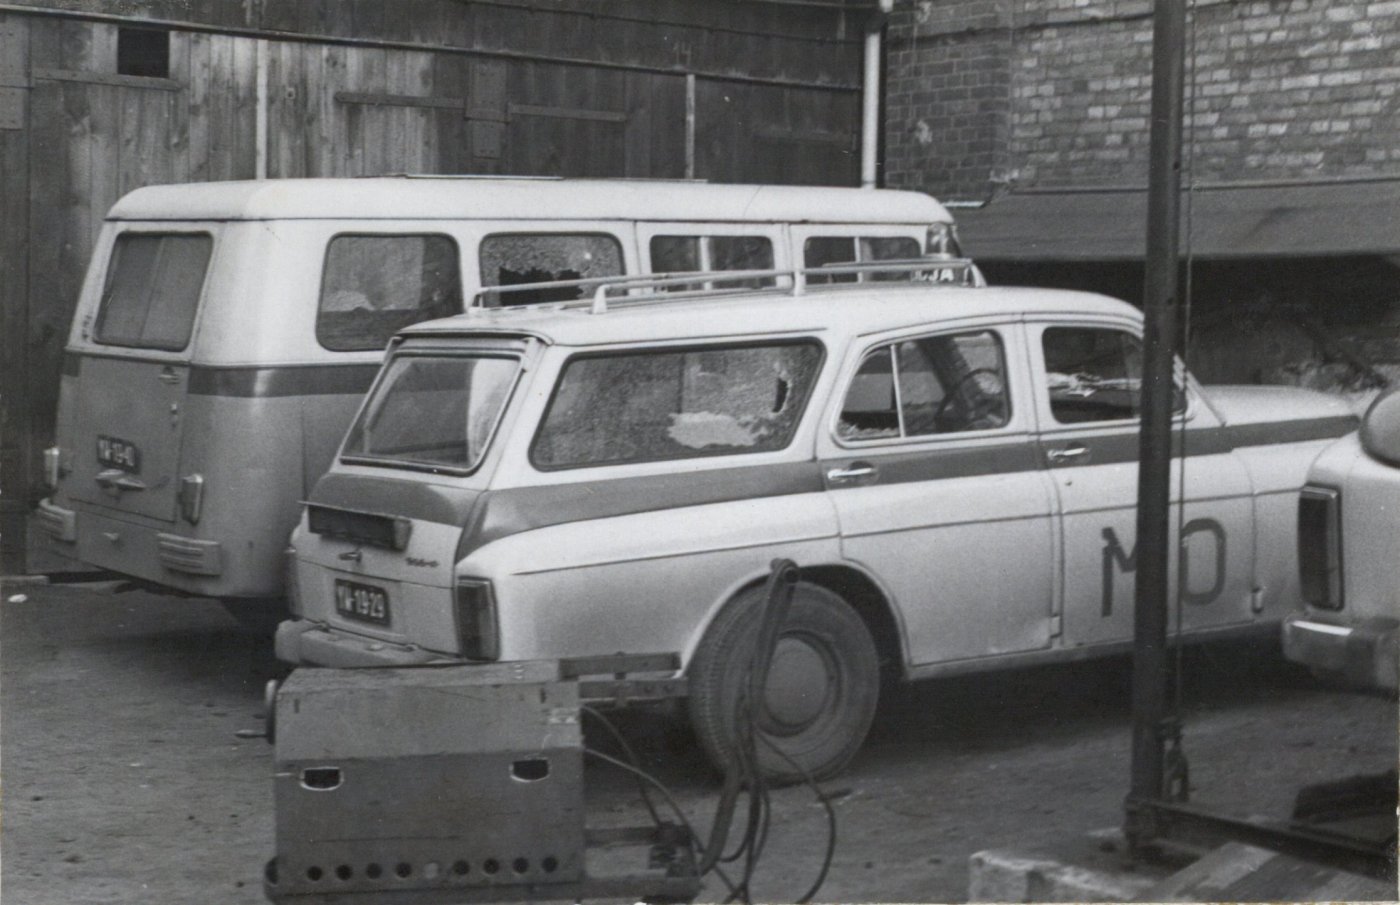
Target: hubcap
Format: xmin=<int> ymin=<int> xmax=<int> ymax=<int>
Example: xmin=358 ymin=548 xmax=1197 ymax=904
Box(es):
xmin=761 ymin=635 xmax=834 ymax=735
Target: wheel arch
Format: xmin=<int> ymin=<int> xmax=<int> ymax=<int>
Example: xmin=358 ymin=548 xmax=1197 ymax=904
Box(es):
xmin=800 ymin=563 xmax=908 ymax=682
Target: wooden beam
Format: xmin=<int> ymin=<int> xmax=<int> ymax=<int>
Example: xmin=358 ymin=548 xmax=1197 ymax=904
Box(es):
xmin=31 ymin=68 xmax=180 ymax=91
xmin=507 ymin=102 xmax=627 ymax=123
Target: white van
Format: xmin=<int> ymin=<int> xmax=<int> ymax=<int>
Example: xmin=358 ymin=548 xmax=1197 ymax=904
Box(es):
xmin=36 ymin=176 xmax=967 ymax=617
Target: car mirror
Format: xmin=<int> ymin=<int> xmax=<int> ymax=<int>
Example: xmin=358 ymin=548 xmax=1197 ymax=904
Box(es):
xmin=1359 ymin=386 xmax=1400 ymax=467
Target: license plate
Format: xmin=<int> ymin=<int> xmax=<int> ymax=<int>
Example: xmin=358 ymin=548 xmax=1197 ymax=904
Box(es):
xmin=96 ymin=435 xmax=141 ymax=473
xmin=334 ymin=580 xmax=390 ymax=626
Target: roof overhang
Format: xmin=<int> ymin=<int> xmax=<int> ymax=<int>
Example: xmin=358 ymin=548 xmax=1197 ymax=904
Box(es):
xmin=952 ymin=177 xmax=1400 ymax=261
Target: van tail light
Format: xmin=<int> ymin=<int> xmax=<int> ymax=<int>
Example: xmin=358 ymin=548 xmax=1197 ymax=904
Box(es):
xmin=1298 ymin=486 xmax=1343 ymax=610
xmin=454 ymin=578 xmax=499 ymax=661
xmin=178 ymin=474 xmax=205 ymax=524
xmin=925 ymin=222 xmax=962 ymax=258
xmin=43 ymin=446 xmax=65 ymax=490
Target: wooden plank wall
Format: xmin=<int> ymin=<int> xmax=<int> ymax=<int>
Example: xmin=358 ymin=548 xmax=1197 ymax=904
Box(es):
xmin=0 ymin=13 xmax=32 ymax=570
xmin=3 ymin=2 xmax=867 ymax=573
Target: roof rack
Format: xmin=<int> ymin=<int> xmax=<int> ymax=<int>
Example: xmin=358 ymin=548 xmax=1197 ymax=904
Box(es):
xmin=468 ymin=256 xmax=985 ymax=314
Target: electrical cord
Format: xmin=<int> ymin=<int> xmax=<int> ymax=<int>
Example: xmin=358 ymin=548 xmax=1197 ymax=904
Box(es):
xmin=581 ymin=746 xmax=742 ymax=901
xmin=579 ymin=703 xmax=663 ymax=825
xmin=581 ymin=560 xmax=837 ymax=904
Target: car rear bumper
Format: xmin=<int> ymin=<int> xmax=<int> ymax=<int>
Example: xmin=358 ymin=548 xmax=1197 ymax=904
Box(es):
xmin=274 ymin=618 xmax=462 ymax=668
xmin=1282 ymin=614 xmax=1398 ymax=691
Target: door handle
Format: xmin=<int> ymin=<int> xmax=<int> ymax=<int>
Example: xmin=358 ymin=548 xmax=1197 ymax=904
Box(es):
xmin=1046 ymin=445 xmax=1090 ymax=464
xmin=826 ymin=462 xmax=877 ymax=484
xmin=95 ymin=469 xmax=147 ymax=491
xmin=158 ymin=366 xmax=181 ymax=385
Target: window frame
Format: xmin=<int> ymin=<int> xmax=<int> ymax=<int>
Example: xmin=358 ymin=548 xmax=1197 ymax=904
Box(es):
xmin=477 ymin=231 xmax=626 ymax=304
xmin=314 ymin=231 xmax=464 ymax=352
xmin=831 ymin=326 xmax=1016 ymax=449
xmin=92 ymin=230 xmax=214 ymax=353
xmin=528 ymin=338 xmax=827 ymax=472
xmin=1037 ymin=323 xmax=1188 ymax=427
xmin=338 ymin=348 xmax=524 ymax=477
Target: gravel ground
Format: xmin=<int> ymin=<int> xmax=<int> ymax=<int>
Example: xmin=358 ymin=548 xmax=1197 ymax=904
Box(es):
xmin=2 ymin=580 xmax=1394 ymax=904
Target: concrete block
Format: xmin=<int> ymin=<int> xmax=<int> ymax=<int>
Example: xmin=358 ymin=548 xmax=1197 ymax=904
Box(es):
xmin=967 ymin=845 xmax=1160 ymax=903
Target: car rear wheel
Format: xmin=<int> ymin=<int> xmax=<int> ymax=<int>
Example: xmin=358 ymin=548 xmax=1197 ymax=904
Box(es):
xmin=688 ymin=581 xmax=879 ymax=783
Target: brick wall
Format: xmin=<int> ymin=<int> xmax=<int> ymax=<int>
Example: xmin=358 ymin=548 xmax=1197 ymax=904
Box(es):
xmin=885 ymin=0 xmax=1400 ymax=199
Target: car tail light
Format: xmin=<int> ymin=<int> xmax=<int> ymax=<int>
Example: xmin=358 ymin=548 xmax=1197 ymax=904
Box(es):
xmin=43 ymin=446 xmax=64 ymax=490
xmin=178 ymin=474 xmax=205 ymax=524
xmin=1298 ymin=486 xmax=1343 ymax=610
xmin=454 ymin=578 xmax=499 ymax=661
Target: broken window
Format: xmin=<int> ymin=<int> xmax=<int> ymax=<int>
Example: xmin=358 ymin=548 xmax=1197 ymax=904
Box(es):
xmin=479 ymin=233 xmax=623 ymax=305
xmin=1042 ymin=327 xmax=1182 ymax=423
xmin=532 ymin=341 xmax=823 ymax=468
xmin=838 ymin=329 xmax=1009 ymax=440
xmin=316 ymin=234 xmax=462 ymax=351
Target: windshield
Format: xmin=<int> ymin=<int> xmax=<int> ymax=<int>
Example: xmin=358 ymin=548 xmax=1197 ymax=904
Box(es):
xmin=342 ymin=353 xmax=520 ymax=473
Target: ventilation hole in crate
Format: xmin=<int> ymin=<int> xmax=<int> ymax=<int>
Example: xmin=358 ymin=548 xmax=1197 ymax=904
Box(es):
xmin=300 ymin=767 xmax=342 ymax=791
xmin=395 ymin=862 xmax=413 ymax=879
xmin=306 ymin=866 xmax=324 ymax=882
xmin=452 ymin=860 xmax=470 ymax=876
xmin=512 ymin=857 xmax=529 ymax=875
xmin=365 ymin=863 xmax=382 ymax=880
xmin=335 ymin=865 xmax=352 ymax=881
xmin=511 ymin=758 xmax=550 ymax=782
xmin=542 ymin=856 xmax=559 ymax=874
xmin=483 ymin=858 xmax=500 ymax=875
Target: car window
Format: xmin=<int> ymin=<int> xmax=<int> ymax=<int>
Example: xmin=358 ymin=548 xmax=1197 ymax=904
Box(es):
xmin=341 ymin=353 xmax=520 ymax=473
xmin=804 ymin=235 xmax=922 ymax=284
xmin=1042 ymin=327 xmax=1183 ymax=423
xmin=649 ymin=236 xmax=776 ymax=289
xmin=94 ymin=233 xmax=212 ymax=351
xmin=838 ymin=329 xmax=1010 ymax=441
xmin=316 ymin=234 xmax=462 ymax=351
xmin=532 ymin=341 xmax=822 ymax=469
xmin=480 ymin=233 xmax=624 ymax=304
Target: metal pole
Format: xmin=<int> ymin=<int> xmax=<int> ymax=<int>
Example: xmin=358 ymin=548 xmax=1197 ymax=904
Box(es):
xmin=1127 ymin=0 xmax=1186 ymax=841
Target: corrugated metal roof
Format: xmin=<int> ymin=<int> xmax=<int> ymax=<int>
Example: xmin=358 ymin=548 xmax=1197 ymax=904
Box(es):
xmin=954 ymin=178 xmax=1400 ymax=260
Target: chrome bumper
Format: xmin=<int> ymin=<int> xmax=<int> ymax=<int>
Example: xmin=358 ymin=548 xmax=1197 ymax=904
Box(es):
xmin=274 ymin=619 xmax=459 ymax=668
xmin=1282 ymin=614 xmax=1398 ymax=691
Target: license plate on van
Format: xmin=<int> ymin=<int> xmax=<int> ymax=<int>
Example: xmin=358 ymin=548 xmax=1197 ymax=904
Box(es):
xmin=334 ymin=579 xmax=390 ymax=625
xmin=96 ymin=435 xmax=141 ymax=472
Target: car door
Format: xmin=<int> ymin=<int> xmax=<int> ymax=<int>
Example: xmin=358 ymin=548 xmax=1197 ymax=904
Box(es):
xmin=1028 ymin=318 xmax=1258 ymax=648
xmin=819 ymin=320 xmax=1059 ymax=667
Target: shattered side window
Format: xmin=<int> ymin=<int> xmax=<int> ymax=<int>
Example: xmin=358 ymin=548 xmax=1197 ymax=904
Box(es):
xmin=531 ymin=341 xmax=823 ymax=469
xmin=316 ymin=234 xmax=462 ymax=352
xmin=480 ymin=233 xmax=624 ymax=305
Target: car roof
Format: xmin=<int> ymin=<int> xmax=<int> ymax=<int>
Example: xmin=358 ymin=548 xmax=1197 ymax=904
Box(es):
xmin=106 ymin=176 xmax=953 ymax=224
xmin=397 ymin=283 xmax=1143 ymax=348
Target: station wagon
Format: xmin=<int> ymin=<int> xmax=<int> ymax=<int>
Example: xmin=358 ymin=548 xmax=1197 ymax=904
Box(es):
xmin=277 ymin=268 xmax=1357 ymax=779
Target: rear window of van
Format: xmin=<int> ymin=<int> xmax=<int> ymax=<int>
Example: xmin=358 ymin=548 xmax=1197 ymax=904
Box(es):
xmin=531 ymin=341 xmax=823 ymax=469
xmin=317 ymin=234 xmax=462 ymax=351
xmin=94 ymin=233 xmax=212 ymax=351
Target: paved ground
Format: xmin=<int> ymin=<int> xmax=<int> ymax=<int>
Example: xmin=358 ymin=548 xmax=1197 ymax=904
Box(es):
xmin=2 ymin=579 xmax=1395 ymax=904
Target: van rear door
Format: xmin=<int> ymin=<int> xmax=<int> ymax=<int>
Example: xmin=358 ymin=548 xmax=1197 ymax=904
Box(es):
xmin=69 ymin=231 xmax=213 ymax=523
